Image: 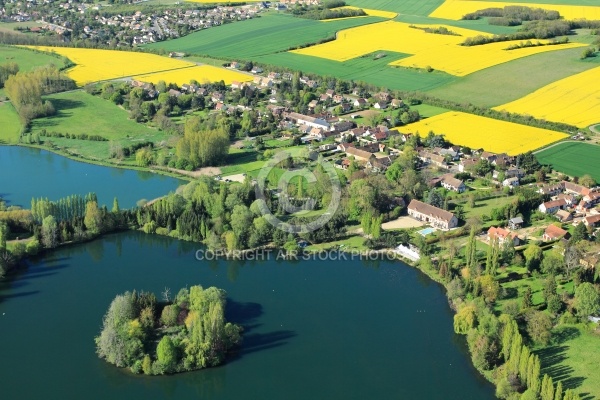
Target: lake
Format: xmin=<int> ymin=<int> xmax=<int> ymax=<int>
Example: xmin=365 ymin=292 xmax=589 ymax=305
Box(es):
xmin=0 ymin=232 xmax=495 ymax=399
xmin=0 ymin=146 xmax=185 ymax=208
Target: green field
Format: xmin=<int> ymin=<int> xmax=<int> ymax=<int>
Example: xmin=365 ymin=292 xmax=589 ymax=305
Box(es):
xmin=255 ymin=51 xmax=455 ymax=91
xmin=30 ymin=91 xmax=170 ymax=160
xmin=539 ymin=325 xmax=600 ymax=398
xmin=0 ymin=45 xmax=69 ymax=72
xmin=0 ymin=102 xmax=21 ymax=144
xmin=427 ymin=39 xmax=600 ymax=107
xmin=346 ymin=0 xmax=445 ymax=15
xmin=146 ymin=13 xmax=385 ymax=59
xmin=395 ymin=14 xmax=519 ymax=35
xmin=535 ymin=142 xmax=600 ymax=182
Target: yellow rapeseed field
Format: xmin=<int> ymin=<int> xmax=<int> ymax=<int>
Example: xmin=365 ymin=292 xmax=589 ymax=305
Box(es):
xmin=494 ymin=66 xmax=600 ymax=128
xmin=134 ymin=65 xmax=254 ymax=86
xmin=323 ymin=6 xmax=397 ymax=20
xmin=291 ymin=20 xmax=585 ymax=76
xmin=429 ymin=0 xmax=600 ymax=21
xmin=394 ymin=112 xmax=568 ymax=155
xmin=25 ymin=46 xmax=194 ymax=86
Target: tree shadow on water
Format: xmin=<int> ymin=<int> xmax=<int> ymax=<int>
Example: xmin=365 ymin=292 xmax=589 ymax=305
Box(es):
xmin=226 ymin=299 xmax=296 ymax=361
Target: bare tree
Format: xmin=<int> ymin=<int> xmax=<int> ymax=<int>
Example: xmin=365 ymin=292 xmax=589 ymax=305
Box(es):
xmin=162 ymin=287 xmax=171 ymax=303
xmin=564 ymin=245 xmax=581 ymax=282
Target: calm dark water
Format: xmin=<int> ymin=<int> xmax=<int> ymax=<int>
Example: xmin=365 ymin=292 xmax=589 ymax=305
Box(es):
xmin=0 ymin=146 xmax=184 ymax=208
xmin=0 ymin=232 xmax=495 ymax=399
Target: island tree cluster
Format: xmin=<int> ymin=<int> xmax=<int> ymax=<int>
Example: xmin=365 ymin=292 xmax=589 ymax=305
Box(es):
xmin=95 ymin=285 xmax=242 ymax=375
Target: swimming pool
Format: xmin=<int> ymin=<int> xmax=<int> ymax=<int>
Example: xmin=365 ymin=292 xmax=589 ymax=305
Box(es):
xmin=418 ymin=227 xmax=436 ymax=236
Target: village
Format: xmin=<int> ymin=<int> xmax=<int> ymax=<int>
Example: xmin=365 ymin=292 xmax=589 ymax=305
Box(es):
xmin=122 ymin=62 xmax=600 ymax=274
xmin=0 ymin=0 xmax=265 ymax=46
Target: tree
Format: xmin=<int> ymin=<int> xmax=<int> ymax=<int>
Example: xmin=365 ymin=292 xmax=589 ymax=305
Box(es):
xmin=41 ymin=215 xmax=58 ymax=248
xmin=112 ymin=198 xmax=120 ymax=213
xmin=84 ymin=201 xmax=103 ymax=234
xmin=454 ymin=305 xmax=477 ymax=334
xmin=176 ymin=117 xmax=230 ymax=168
xmin=161 ymin=304 xmax=180 ymax=327
xmin=0 ymin=222 xmax=8 ymax=250
xmin=579 ymin=174 xmax=596 ymax=188
xmin=526 ymin=310 xmax=553 ymax=345
xmin=554 ymin=381 xmax=563 ymax=400
xmin=524 ymin=244 xmax=543 ymax=271
xmin=542 ymin=250 xmax=564 ymax=275
xmin=571 ymin=222 xmax=587 ymax=243
xmin=427 ymin=190 xmax=444 ymax=208
xmin=574 ymin=282 xmax=600 ymax=319
xmin=156 ymin=336 xmax=178 ymax=373
xmin=479 ymin=274 xmax=500 ymax=303
xmin=522 ymin=286 xmax=533 ymax=310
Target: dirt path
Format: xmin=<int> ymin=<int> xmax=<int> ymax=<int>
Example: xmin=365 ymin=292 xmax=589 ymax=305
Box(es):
xmin=160 ymin=166 xmax=221 ymax=178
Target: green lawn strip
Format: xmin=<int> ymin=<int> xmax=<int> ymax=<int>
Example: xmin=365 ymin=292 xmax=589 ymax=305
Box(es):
xmin=0 ymin=102 xmax=21 ymax=144
xmin=29 ymin=90 xmax=170 ymax=160
xmin=0 ymin=44 xmax=69 ymax=71
xmin=305 ymin=234 xmax=367 ymax=252
xmin=427 ymin=45 xmax=600 ymax=107
xmin=535 ymin=142 xmax=600 ymax=183
xmin=146 ymin=13 xmax=385 ymax=59
xmin=346 ymin=0 xmax=445 ymax=16
xmin=255 ymin=51 xmax=455 ymax=92
xmin=395 ymin=14 xmax=519 ymax=35
xmin=410 ymin=103 xmax=450 ymax=118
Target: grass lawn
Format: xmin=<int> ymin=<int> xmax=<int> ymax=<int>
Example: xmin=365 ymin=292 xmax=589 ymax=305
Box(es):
xmin=346 ymin=0 xmax=444 ymax=16
xmin=0 ymin=45 xmax=69 ymax=71
xmin=411 ymin=103 xmax=450 ymax=118
xmin=256 ymin=51 xmax=454 ymax=92
xmin=535 ymin=142 xmax=600 ymax=183
xmin=461 ymin=195 xmax=516 ymax=220
xmin=30 ymin=90 xmax=170 ymax=160
xmin=0 ymin=102 xmax=21 ymax=144
xmin=146 ymin=13 xmax=385 ymax=59
xmin=305 ymin=234 xmax=367 ymax=252
xmin=538 ymin=324 xmax=600 ymax=399
xmin=427 ymin=46 xmax=600 ymax=107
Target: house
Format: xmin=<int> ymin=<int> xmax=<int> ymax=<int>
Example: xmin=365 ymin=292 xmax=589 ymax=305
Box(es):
xmin=374 ymin=101 xmax=388 ymax=110
xmin=503 ymin=177 xmax=520 ymax=187
xmin=563 ymin=181 xmax=589 ymax=196
xmin=419 ymin=151 xmax=447 ymax=168
xmin=538 ymin=199 xmax=567 ymax=214
xmin=367 ymin=155 xmax=395 ymax=172
xmin=543 ymin=225 xmax=569 ymax=241
xmin=308 ymin=99 xmax=319 ymax=111
xmin=487 ymin=227 xmax=520 ymax=246
xmin=407 ymin=200 xmax=458 ymax=230
xmin=440 ymin=175 xmax=466 ymax=193
xmin=250 ymin=66 xmax=263 ymax=74
xmin=325 ymin=89 xmax=335 ymax=98
xmin=211 ymin=92 xmax=224 ymax=103
xmin=391 ymin=98 xmax=404 ymax=108
xmin=584 ymin=214 xmax=600 ymax=227
xmin=231 ymin=81 xmax=245 ymax=90
xmin=230 ymin=61 xmax=240 ymax=69
xmin=459 ymin=158 xmax=477 ymax=173
xmin=287 ymin=112 xmax=330 ymax=130
xmin=333 ymin=94 xmax=344 ymax=104
xmin=168 ymin=89 xmax=182 ymax=97
xmin=555 ymin=193 xmax=576 ymax=206
xmin=555 ymin=209 xmax=573 ymax=223
xmin=583 ymin=192 xmax=600 ymax=207
xmin=376 ymin=91 xmax=392 ymax=102
xmin=505 ymin=167 xmax=526 ymax=179
xmin=508 ymin=217 xmax=524 ymax=230
xmin=346 ymin=147 xmax=375 ymax=162
xmin=538 ymin=183 xmax=564 ymax=197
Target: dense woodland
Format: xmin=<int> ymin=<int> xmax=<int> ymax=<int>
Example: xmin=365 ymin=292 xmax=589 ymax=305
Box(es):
xmin=95 ymin=285 xmax=242 ymax=374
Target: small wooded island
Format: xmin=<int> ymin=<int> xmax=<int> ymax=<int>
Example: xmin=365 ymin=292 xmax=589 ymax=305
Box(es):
xmin=95 ymin=285 xmax=242 ymax=375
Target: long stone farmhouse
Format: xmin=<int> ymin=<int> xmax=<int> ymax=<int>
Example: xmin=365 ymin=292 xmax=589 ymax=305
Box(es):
xmin=407 ymin=199 xmax=458 ymax=230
